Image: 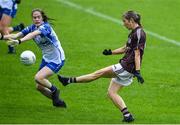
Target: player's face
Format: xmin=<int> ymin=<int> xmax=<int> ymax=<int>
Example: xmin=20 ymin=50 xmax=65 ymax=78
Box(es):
xmin=122 ymin=18 xmax=132 ymax=30
xmin=32 ymin=11 xmax=43 ymax=26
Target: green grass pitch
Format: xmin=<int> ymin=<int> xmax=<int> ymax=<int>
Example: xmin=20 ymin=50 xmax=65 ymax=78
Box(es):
xmin=0 ymin=0 xmax=180 ymax=124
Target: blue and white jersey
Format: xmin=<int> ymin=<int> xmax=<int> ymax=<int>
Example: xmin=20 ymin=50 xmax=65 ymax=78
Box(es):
xmin=21 ymin=22 xmax=65 ymax=64
xmin=0 ymin=0 xmax=17 ymax=18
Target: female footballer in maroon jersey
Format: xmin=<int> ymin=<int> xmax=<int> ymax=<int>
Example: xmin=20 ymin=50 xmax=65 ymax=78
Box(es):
xmin=58 ymin=10 xmax=146 ymax=123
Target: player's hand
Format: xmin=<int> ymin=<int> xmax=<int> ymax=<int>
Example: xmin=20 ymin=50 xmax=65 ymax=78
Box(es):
xmin=6 ymin=39 xmax=20 ymax=47
xmin=8 ymin=34 xmax=18 ymax=39
xmin=103 ymin=49 xmax=112 ymax=55
xmin=133 ymin=70 xmax=144 ymax=84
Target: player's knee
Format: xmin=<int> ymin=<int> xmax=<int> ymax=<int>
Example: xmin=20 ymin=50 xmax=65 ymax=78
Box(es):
xmin=91 ymin=73 xmax=98 ymax=79
xmin=93 ymin=70 xmax=103 ymax=79
xmin=34 ymin=74 xmax=43 ymax=83
xmin=34 ymin=75 xmax=39 ymax=83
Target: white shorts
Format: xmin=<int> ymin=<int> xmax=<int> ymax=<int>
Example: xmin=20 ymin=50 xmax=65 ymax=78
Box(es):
xmin=112 ymin=63 xmax=133 ymax=86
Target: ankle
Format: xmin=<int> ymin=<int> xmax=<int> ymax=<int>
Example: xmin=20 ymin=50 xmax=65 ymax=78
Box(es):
xmin=69 ymin=77 xmax=76 ymax=83
xmin=121 ymin=107 xmax=130 ymax=117
xmin=50 ymin=85 xmax=57 ymax=93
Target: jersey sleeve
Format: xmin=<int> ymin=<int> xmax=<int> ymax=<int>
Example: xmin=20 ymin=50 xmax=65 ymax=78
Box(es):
xmin=38 ymin=25 xmax=51 ymax=36
xmin=134 ymin=29 xmax=146 ymax=51
xmin=21 ymin=25 xmax=33 ymax=36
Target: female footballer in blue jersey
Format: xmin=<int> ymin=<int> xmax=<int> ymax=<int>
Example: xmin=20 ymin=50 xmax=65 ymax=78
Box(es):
xmin=1 ymin=8 xmax=66 ymax=107
xmin=0 ymin=0 xmax=24 ymax=53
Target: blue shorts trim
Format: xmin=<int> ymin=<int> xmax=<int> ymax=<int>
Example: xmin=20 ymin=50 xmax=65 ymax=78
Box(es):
xmin=0 ymin=8 xmax=17 ymax=18
xmin=39 ymin=59 xmax=65 ymax=73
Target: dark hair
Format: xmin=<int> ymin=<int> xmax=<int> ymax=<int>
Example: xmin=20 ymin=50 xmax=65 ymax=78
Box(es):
xmin=123 ymin=10 xmax=141 ymax=26
xmin=15 ymin=0 xmax=21 ymax=4
xmin=31 ymin=8 xmax=54 ymax=22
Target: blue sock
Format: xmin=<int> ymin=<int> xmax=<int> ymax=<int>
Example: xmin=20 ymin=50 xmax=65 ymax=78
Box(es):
xmin=50 ymin=85 xmax=57 ymax=93
xmin=8 ymin=45 xmax=14 ymax=53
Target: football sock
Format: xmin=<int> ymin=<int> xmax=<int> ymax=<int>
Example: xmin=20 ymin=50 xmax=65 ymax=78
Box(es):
xmin=13 ymin=23 xmax=25 ymax=31
xmin=121 ymin=107 xmax=130 ymax=117
xmin=8 ymin=45 xmax=15 ymax=53
xmin=69 ymin=77 xmax=77 ymax=83
xmin=50 ymin=85 xmax=57 ymax=93
xmin=58 ymin=75 xmax=77 ymax=86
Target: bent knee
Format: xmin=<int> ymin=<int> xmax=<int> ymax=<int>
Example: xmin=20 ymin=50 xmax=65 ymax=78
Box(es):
xmin=92 ymin=70 xmax=104 ymax=79
xmin=34 ymin=74 xmax=44 ymax=83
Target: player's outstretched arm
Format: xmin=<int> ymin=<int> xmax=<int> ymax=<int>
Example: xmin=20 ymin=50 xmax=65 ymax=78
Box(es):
xmin=102 ymin=44 xmax=126 ymax=56
xmin=19 ymin=30 xmax=41 ymax=42
xmin=0 ymin=32 xmax=24 ymax=40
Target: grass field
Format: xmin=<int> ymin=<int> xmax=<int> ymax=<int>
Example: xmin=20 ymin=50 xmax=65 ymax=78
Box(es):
xmin=0 ymin=0 xmax=180 ymax=124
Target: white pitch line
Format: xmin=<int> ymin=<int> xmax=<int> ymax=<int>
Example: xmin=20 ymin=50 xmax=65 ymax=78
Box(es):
xmin=56 ymin=0 xmax=180 ymax=46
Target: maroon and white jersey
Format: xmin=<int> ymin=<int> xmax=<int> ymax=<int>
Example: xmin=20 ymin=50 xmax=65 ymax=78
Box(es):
xmin=120 ymin=26 xmax=146 ymax=73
